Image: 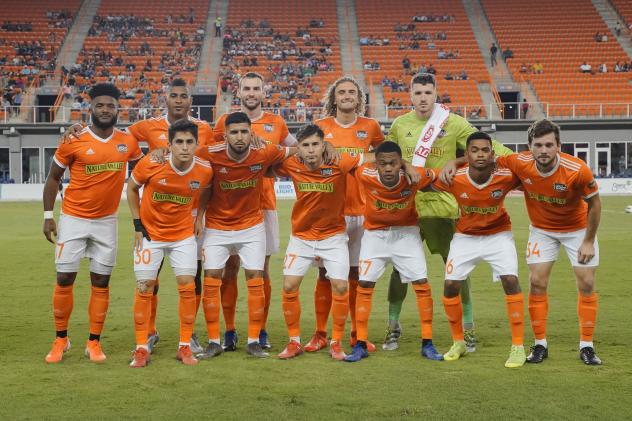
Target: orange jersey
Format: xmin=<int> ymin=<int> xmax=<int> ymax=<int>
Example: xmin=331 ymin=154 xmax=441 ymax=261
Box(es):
xmin=496 ymin=152 xmax=598 ymax=232
xmin=358 ymin=165 xmax=435 ymax=230
xmin=131 ymin=156 xmax=213 ymax=242
xmin=433 ymin=167 xmax=520 ymax=235
xmin=214 ymin=111 xmax=292 ymax=210
xmin=316 ymin=116 xmax=384 ymax=216
xmin=275 ymin=154 xmax=363 ymax=240
xmin=54 ymin=127 xmax=142 ymax=219
xmin=197 ymin=142 xmax=290 ymax=230
xmin=127 ymin=115 xmax=213 ymax=151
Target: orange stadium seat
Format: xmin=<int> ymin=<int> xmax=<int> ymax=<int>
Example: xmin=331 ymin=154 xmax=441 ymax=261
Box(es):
xmin=611 ymin=0 xmax=632 ymax=30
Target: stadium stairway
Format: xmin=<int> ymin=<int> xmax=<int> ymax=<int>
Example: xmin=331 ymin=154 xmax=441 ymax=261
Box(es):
xmin=592 ymin=0 xmax=632 ymax=59
xmin=336 ymin=0 xmax=366 ymax=83
xmin=195 ymin=0 xmax=229 ymax=92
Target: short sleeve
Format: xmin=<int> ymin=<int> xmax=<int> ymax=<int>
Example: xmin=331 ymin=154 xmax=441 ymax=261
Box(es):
xmin=430 ymin=169 xmax=450 ymax=192
xmin=131 ymin=156 xmax=152 ymax=186
xmin=279 ymin=120 xmax=290 ymax=144
xmin=198 ymin=122 xmax=212 ymax=146
xmin=415 ymin=167 xmax=436 ymax=190
xmin=339 ymin=153 xmax=363 ymax=174
xmin=265 ymin=143 xmax=290 ymax=165
xmin=53 ymin=142 xmax=74 ymax=168
xmin=212 ymin=115 xmax=226 ymax=143
xmin=127 ymin=121 xmax=145 ymax=142
xmin=203 ymin=167 xmax=214 ymax=188
xmin=578 ymin=165 xmax=599 ymax=199
xmin=128 ymin=139 xmax=143 ymax=162
xmin=495 ymin=154 xmax=518 ymax=172
xmin=370 ymin=120 xmax=385 ymax=149
xmin=195 ymin=145 xmax=212 ymax=162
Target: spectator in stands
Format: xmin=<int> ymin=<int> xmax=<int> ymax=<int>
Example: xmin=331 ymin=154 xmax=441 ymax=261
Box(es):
xmin=437 ymin=49 xmax=447 ymax=59
xmin=521 ymin=99 xmax=529 ymax=119
xmin=614 ymin=61 xmax=622 ymax=72
xmin=215 ymin=17 xmax=222 ymax=37
xmin=490 ymin=43 xmax=498 ymax=67
xmin=445 ymin=71 xmax=453 ymax=80
xmin=364 ymin=61 xmax=372 ymax=70
xmin=615 ymin=22 xmax=622 ymax=37
xmin=601 ymin=33 xmax=608 ymax=42
xmin=533 ymin=62 xmax=544 ymax=74
xmin=594 ymin=32 xmax=602 ymax=42
xmin=402 ymin=56 xmax=411 ymax=70
xmin=502 ymin=47 xmax=513 ymax=61
xmin=440 ymin=92 xmax=451 ymax=103
xmin=427 ymin=63 xmax=437 ymax=75
xmin=459 ymin=69 xmax=468 ymax=80
xmin=599 ymin=63 xmax=607 ymax=73
xmin=519 ymin=63 xmax=529 ymax=73
xmin=580 ymin=62 xmax=592 ymax=73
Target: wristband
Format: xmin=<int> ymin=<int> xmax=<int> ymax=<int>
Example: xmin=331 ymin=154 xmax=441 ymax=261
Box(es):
xmin=133 ymin=218 xmax=144 ymax=232
xmin=44 ymin=211 xmax=54 ymax=219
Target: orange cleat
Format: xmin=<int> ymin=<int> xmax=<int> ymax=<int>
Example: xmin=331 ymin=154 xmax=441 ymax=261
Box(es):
xmin=45 ymin=337 xmax=71 ymax=364
xmin=129 ymin=348 xmax=150 ymax=368
xmin=176 ymin=345 xmax=198 ymax=365
xmin=350 ymin=331 xmax=376 ymax=353
xmin=329 ymin=341 xmax=346 ymax=361
xmin=304 ymin=331 xmax=328 ymax=352
xmin=85 ymin=340 xmax=107 ymax=363
xmin=278 ymin=340 xmax=304 ymax=359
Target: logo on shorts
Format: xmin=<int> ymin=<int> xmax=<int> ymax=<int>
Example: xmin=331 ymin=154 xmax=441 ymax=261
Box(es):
xmin=264 ymin=124 xmax=274 ymax=132
xmin=320 ymin=168 xmax=333 ymax=176
xmin=250 ymin=164 xmax=263 ymax=172
xmin=400 ymin=189 xmax=412 ymax=197
xmin=491 ymin=189 xmax=503 ymax=199
xmin=553 ymin=183 xmax=567 ymax=192
xmin=116 ymin=144 xmax=128 ymax=153
xmin=356 ymin=130 xmax=368 ymax=139
xmin=189 ymin=180 xmax=200 ymax=190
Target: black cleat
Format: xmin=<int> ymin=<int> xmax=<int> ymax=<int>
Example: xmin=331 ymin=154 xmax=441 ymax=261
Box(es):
xmin=526 ymin=344 xmax=548 ymax=363
xmin=579 ymin=347 xmax=602 ymax=365
xmin=197 ymin=342 xmax=223 ymax=360
xmin=246 ymin=342 xmax=269 ymax=358
xmin=223 ymin=330 xmax=238 ymax=351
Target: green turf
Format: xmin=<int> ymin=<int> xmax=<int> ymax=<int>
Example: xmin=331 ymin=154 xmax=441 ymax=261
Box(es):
xmin=1 ymin=197 xmax=631 ymax=419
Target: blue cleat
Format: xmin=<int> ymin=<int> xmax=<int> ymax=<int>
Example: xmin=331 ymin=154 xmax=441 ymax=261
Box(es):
xmin=223 ymin=330 xmax=238 ymax=351
xmin=421 ymin=341 xmax=444 ymax=361
xmin=259 ymin=329 xmax=271 ymax=350
xmin=344 ymin=343 xmax=369 ymax=362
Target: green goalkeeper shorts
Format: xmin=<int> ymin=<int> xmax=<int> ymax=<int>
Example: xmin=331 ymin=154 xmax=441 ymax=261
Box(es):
xmin=418 ymin=217 xmax=456 ymax=258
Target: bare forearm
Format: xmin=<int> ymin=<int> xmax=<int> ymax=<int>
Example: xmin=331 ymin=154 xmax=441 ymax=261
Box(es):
xmin=126 ymin=182 xmax=141 ymax=219
xmin=42 ymin=178 xmax=59 ymax=211
xmin=584 ymin=196 xmax=601 ymax=242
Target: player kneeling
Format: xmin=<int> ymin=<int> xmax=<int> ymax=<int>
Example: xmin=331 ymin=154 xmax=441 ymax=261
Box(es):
xmin=346 ymin=141 xmax=443 ymax=362
xmin=127 ymin=120 xmax=213 ymax=367
xmin=435 ymin=132 xmax=526 ymax=368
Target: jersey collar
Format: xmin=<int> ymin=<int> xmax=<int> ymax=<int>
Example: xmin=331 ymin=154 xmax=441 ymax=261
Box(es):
xmin=535 ymin=154 xmax=560 ymax=178
xmin=87 ymin=126 xmax=114 ymax=143
xmin=169 ymin=154 xmax=195 ymax=175
xmin=334 ymin=116 xmax=358 ymax=128
xmin=466 ymin=168 xmax=494 ymax=190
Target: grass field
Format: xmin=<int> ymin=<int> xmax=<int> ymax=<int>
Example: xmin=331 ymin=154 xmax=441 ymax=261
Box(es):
xmin=1 ymin=196 xmax=631 ymax=419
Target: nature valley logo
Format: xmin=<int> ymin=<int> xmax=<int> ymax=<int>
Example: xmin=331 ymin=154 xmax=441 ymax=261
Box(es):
xmin=462 ymin=205 xmax=499 ymax=215
xmin=85 ymin=162 xmax=124 ymax=175
xmin=152 ymin=191 xmax=192 ymax=205
xmin=527 ymin=192 xmax=567 ymax=205
xmin=220 ymin=179 xmax=257 ymax=190
xmin=375 ymin=200 xmax=408 ymax=210
xmin=405 ymin=146 xmax=443 ymax=157
xmin=297 ymin=182 xmax=334 ymax=193
xmin=336 ymin=147 xmax=363 ymax=155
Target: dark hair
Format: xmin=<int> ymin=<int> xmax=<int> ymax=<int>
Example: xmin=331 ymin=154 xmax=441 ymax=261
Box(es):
xmin=168 ymin=119 xmax=198 ymax=143
xmin=169 ymin=78 xmax=188 ymax=89
xmin=239 ymin=72 xmax=264 ymax=88
xmin=411 ymin=72 xmax=436 ymax=87
xmin=296 ymin=124 xmax=324 ymax=142
xmin=225 ymin=111 xmax=251 ymax=128
xmin=465 ymin=131 xmax=492 ymax=147
xmin=88 ymin=83 xmax=120 ymax=100
xmin=527 ymin=119 xmax=560 ymax=145
xmin=375 ymin=141 xmax=402 ymax=157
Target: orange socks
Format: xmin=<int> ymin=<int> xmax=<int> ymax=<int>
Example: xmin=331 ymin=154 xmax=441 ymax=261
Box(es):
xmin=88 ymin=286 xmax=109 ymax=336
xmin=348 ymin=277 xmax=359 ymax=334
xmin=52 ymin=284 xmax=74 ymax=332
xmin=262 ymin=275 xmax=272 ymax=330
xmin=331 ymin=292 xmax=349 ymax=342
xmin=443 ymin=296 xmax=464 ymax=341
xmin=221 ymin=276 xmax=238 ymax=331
xmin=282 ymin=290 xmax=301 ymax=338
xmin=149 ymin=281 xmax=159 ymax=335
xmin=355 ymin=286 xmax=374 ymax=342
xmin=528 ymin=293 xmax=548 ymax=340
xmin=247 ymin=278 xmax=265 ymax=340
xmin=505 ymin=292 xmax=525 ymax=345
xmin=578 ymin=293 xmax=598 ymax=342
xmin=203 ymin=277 xmax=222 ymax=341
xmin=314 ymin=278 xmax=332 ymax=333
xmin=413 ymin=283 xmax=433 ymax=340
xmin=178 ymin=283 xmax=196 ymax=344
xmin=133 ymin=289 xmax=153 ymax=346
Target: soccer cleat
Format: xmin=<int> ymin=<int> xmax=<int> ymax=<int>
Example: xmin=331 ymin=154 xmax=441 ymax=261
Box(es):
xmin=259 ymin=329 xmax=271 ymax=350
xmin=196 ymin=342 xmax=223 ymax=360
xmin=129 ymin=348 xmax=150 ymax=368
xmin=246 ymin=342 xmax=269 ymax=358
xmin=189 ymin=332 xmax=203 ymax=354
xmin=45 ymin=337 xmax=71 ymax=363
xmin=421 ymin=341 xmax=444 ymax=361
xmin=84 ymin=340 xmax=107 ymax=363
xmin=329 ymin=341 xmax=346 ymax=361
xmin=464 ymin=328 xmax=476 ymax=353
xmin=443 ymin=341 xmax=467 ymax=361
xmin=304 ymin=331 xmax=328 ymax=352
xmin=344 ymin=343 xmax=369 ymax=362
xmin=147 ymin=331 xmax=160 ymax=354
xmin=278 ymin=340 xmax=304 ymax=359
xmin=222 ymin=330 xmax=238 ymax=351
xmin=505 ymin=345 xmax=527 ymax=368
xmin=579 ymin=347 xmax=602 ymax=366
xmin=382 ymin=322 xmax=401 ymax=351
xmin=350 ymin=331 xmax=376 ymax=352
xmin=526 ymin=344 xmax=548 ymax=364
xmin=176 ymin=345 xmax=199 ymax=365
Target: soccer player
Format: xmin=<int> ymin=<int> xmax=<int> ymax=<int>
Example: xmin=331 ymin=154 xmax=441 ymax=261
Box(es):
xmin=305 ymin=76 xmax=384 ymax=353
xmin=127 ymin=119 xmax=213 ymax=367
xmin=212 ymin=72 xmax=297 ymax=351
xmin=345 ymin=141 xmax=442 ymax=362
xmin=42 ymin=83 xmax=143 ymax=363
xmin=494 ymin=119 xmax=602 ymax=365
xmin=384 ymin=72 xmax=512 ymax=351
xmin=197 ymin=111 xmax=296 ymax=359
xmin=433 ymin=132 xmax=526 ymax=368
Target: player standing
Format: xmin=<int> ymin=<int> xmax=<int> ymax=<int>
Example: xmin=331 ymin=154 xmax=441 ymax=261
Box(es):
xmin=42 ymin=83 xmax=143 ymax=363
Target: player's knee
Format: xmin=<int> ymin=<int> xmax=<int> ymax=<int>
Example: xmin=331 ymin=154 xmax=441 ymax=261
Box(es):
xmin=411 ymin=278 xmax=428 ymax=285
xmin=244 ymin=269 xmax=263 ymax=280
xmin=500 ymin=275 xmax=521 ymax=295
xmin=529 ymin=273 xmax=548 ymax=294
xmin=358 ymin=281 xmax=375 ymax=289
xmin=443 ymin=280 xmax=461 ymax=297
xmin=576 ymin=274 xmax=595 ymax=295
xmin=205 ymin=269 xmax=223 ymax=279
xmin=330 ymin=281 xmax=348 ymax=296
xmin=90 ymin=273 xmax=110 ymax=288
xmin=137 ymin=279 xmax=156 ymax=293
xmin=56 ymin=272 xmax=77 ymax=286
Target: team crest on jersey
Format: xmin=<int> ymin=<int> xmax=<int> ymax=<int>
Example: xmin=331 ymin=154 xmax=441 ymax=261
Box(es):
xmin=356 ymin=130 xmax=368 ymax=139
xmin=264 ymin=124 xmax=274 ymax=132
xmin=189 ymin=180 xmax=200 ymax=190
xmin=400 ymin=189 xmax=412 ymax=197
xmin=553 ymin=183 xmax=567 ymax=192
xmin=491 ymin=189 xmax=503 ymax=199
xmin=117 ymin=144 xmax=128 ymax=153
xmin=250 ymin=164 xmax=262 ymax=172
xmin=320 ymin=168 xmax=333 ymax=176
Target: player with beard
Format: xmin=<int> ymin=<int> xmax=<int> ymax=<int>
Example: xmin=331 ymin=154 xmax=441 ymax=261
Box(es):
xmin=43 ymin=83 xmax=143 ymax=363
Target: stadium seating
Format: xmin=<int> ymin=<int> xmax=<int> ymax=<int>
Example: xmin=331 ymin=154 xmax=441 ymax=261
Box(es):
xmin=482 ymin=0 xmax=632 ymax=117
xmin=611 ymin=0 xmax=632 ymax=29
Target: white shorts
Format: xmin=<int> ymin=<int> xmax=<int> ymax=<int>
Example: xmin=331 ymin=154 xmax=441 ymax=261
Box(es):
xmin=284 ymin=233 xmax=349 ymax=280
xmin=445 ymin=231 xmax=518 ymax=281
xmin=526 ymin=226 xmax=599 ymax=267
xmin=203 ymin=223 xmax=266 ymax=271
xmin=345 ymin=215 xmax=364 ymax=267
xmin=55 ymin=213 xmax=117 ymax=275
xmin=134 ymin=236 xmax=198 ymax=280
xmin=264 ymin=209 xmax=280 ymax=256
xmin=359 ymin=226 xmax=428 ymax=283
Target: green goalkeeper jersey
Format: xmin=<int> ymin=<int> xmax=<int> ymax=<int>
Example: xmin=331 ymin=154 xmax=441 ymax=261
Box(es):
xmin=387 ymin=110 xmax=512 ymax=218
